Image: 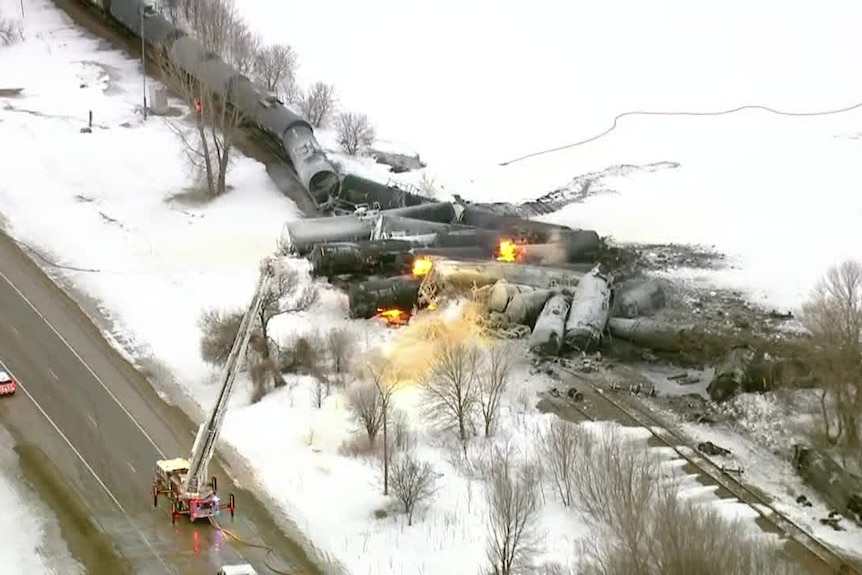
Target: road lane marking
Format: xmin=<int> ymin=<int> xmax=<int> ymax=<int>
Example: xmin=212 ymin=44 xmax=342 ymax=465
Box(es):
xmin=0 ymin=357 xmax=175 ymax=574
xmin=10 ymin=325 xmax=20 ymax=338
xmin=0 ymin=358 xmax=125 ymax=512
xmin=48 ymin=368 xmax=59 ymax=380
xmin=0 ymin=268 xmax=166 ymax=458
xmin=87 ymin=414 xmax=98 ymax=428
xmin=127 ymin=461 xmax=136 ymax=473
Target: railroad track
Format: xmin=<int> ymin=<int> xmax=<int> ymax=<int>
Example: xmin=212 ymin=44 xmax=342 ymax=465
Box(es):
xmin=550 ymin=363 xmax=861 ymax=575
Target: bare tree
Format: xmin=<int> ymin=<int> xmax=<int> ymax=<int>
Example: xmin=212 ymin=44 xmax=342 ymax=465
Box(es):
xmin=336 ymin=112 xmax=375 ymax=155
xmin=298 ymin=81 xmax=337 ymax=128
xmin=159 ymin=54 xmax=244 ymax=197
xmin=257 ymin=263 xmax=318 ymax=388
xmin=254 ymin=44 xmax=299 ymax=101
xmin=225 ymin=21 xmax=260 ymax=76
xmin=417 ymin=173 xmax=441 ymax=200
xmin=389 ymin=452 xmax=439 ymax=526
xmin=0 ymin=10 xmax=23 ymax=45
xmin=538 ymin=418 xmax=583 ymax=507
xmin=198 ymin=308 xmax=245 ymax=366
xmin=421 ymin=341 xmax=481 ymax=450
xmin=278 ymin=332 xmax=324 ymax=377
xmin=346 ymin=381 xmax=383 ymax=444
xmin=159 ymin=0 xmax=259 ymax=197
xmin=312 ymin=374 xmax=329 ymax=408
xmin=571 ymin=427 xmax=656 ymax=541
xmin=478 ymin=343 xmax=513 ymax=436
xmin=580 ymin=463 xmax=802 ymax=575
xmin=485 ymin=445 xmax=541 ymax=575
xmin=801 ymin=260 xmax=862 ymax=464
xmin=187 ymin=0 xmax=236 ymax=56
xmin=364 ymin=355 xmax=402 ymax=495
xmin=325 ymin=326 xmax=355 ymax=374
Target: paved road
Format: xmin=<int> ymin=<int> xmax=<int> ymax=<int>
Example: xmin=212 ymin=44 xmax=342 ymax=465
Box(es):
xmin=0 ymin=230 xmax=322 ymax=574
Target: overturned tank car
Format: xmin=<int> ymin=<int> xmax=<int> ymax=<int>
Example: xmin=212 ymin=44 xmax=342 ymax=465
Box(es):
xmin=309 ymin=240 xmax=415 ymax=278
xmin=348 ymin=275 xmax=423 ymax=319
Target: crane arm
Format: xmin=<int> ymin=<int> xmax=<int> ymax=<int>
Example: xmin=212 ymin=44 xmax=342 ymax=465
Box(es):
xmin=184 ymin=257 xmax=277 ymax=495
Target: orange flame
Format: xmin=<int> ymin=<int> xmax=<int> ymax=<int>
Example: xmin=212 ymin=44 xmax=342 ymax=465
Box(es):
xmin=412 ymin=256 xmax=433 ymax=277
xmin=376 ymin=308 xmax=410 ymax=326
xmin=496 ymin=238 xmax=525 ymax=262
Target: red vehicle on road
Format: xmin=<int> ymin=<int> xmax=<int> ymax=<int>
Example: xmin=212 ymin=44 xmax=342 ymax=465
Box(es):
xmin=0 ymin=371 xmax=17 ymax=395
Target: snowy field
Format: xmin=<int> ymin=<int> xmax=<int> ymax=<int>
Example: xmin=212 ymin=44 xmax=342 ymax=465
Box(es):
xmin=2 ymin=0 xmax=862 ymax=573
xmin=240 ymin=0 xmax=862 ymax=311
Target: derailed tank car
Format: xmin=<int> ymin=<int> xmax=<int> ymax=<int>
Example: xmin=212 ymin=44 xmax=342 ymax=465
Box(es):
xmin=340 ymin=174 xmax=432 ymax=210
xmin=101 ymin=0 xmax=339 ymax=210
xmin=348 ymin=276 xmax=423 ymax=319
xmin=279 ymin=215 xmax=376 ymax=256
xmin=309 ymin=240 xmax=415 ymax=278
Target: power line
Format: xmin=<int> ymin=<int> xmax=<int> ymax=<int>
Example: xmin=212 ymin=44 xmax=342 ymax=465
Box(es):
xmin=499 ymin=100 xmax=862 ymax=166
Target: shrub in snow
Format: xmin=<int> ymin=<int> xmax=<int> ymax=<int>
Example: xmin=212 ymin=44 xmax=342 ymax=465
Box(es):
xmin=388 ymin=451 xmax=439 ymax=526
xmin=0 ymin=11 xmax=23 ymax=45
xmin=336 ymin=112 xmax=375 ymax=156
xmin=198 ymin=308 xmax=244 ymax=366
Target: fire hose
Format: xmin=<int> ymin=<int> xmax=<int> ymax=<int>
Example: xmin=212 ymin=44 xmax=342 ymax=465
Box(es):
xmin=208 ymin=517 xmax=294 ymax=575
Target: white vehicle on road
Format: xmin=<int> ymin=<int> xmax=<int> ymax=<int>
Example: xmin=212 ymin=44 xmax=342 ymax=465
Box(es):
xmin=217 ymin=564 xmax=258 ymax=575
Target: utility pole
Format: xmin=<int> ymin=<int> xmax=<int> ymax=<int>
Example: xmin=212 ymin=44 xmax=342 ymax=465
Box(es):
xmin=139 ymin=4 xmax=154 ymax=120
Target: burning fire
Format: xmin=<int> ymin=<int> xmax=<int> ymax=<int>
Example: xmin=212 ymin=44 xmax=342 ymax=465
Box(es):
xmin=412 ymin=256 xmax=433 ymax=277
xmin=376 ymin=308 xmax=410 ymax=326
xmin=496 ymin=238 xmax=525 ymax=262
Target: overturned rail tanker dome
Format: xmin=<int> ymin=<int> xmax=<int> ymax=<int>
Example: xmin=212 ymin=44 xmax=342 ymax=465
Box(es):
xmin=279 ymin=215 xmax=375 ymax=255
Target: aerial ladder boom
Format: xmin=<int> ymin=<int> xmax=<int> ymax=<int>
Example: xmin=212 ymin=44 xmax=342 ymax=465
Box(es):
xmin=185 ymin=257 xmax=277 ymax=495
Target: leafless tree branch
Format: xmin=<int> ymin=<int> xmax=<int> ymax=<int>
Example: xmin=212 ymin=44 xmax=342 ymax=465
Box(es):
xmin=389 ymin=452 xmax=439 ymax=526
xmin=346 ymin=381 xmax=383 ymax=444
xmin=538 ymin=418 xmax=584 ymax=507
xmin=801 ymin=259 xmax=862 ymax=465
xmin=421 ymin=341 xmax=480 ymax=450
xmin=478 ymin=343 xmax=513 ymax=436
xmin=299 ymin=81 xmax=337 ymax=128
xmin=336 ymin=112 xmax=375 ymax=155
xmin=363 ymin=354 xmax=403 ymax=495
xmin=485 ymin=444 xmax=541 ymax=575
xmin=197 ymin=307 xmax=244 ymax=366
xmin=254 ymin=44 xmax=298 ymax=101
xmin=0 ymin=10 xmax=23 ymax=45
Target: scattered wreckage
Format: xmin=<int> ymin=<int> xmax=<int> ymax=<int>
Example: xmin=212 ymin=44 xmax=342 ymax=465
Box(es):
xmin=793 ymin=445 xmax=862 ymax=528
xmin=279 ymin=198 xmax=791 ymax=381
xmin=282 ymin=193 xmax=860 ymax=533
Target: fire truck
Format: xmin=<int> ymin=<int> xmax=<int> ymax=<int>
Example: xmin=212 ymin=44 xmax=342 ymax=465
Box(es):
xmin=152 ymin=257 xmax=277 ymax=523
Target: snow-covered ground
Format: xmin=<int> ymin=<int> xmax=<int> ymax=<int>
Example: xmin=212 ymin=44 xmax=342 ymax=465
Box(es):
xmin=240 ymin=0 xmax=862 ymax=311
xmin=0 ymin=427 xmax=83 ymax=574
xmin=2 ymin=0 xmax=862 ymax=573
